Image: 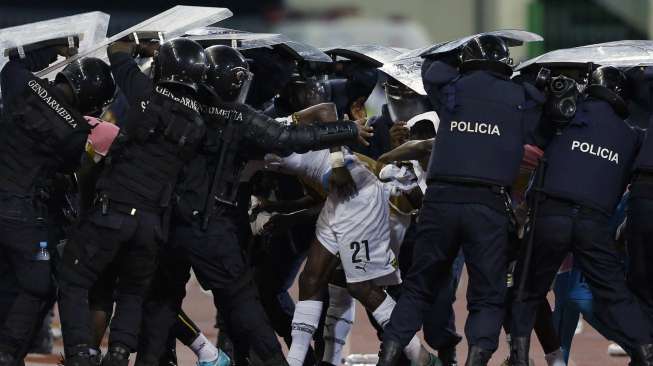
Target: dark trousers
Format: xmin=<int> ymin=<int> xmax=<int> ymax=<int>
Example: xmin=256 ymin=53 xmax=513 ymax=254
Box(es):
xmin=58 ymin=205 xmax=163 ymax=353
xmin=0 ymin=194 xmax=53 ymax=356
xmin=422 ymin=250 xmax=465 ymax=350
xmin=139 ymin=213 xmax=282 ymax=363
xmin=627 ymin=196 xmax=653 ymax=337
xmin=383 ymin=185 xmax=510 ymax=352
xmin=511 ymin=200 xmax=651 ymax=348
xmin=391 ymin=221 xmax=464 ymax=350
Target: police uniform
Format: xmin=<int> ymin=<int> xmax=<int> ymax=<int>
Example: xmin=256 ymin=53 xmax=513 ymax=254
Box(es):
xmin=510 ymin=96 xmax=652 ymax=352
xmin=57 ymin=51 xmax=206 ymax=356
xmin=627 ymin=82 xmax=653 ymax=336
xmin=0 ymin=48 xmax=90 ymax=359
xmin=381 ymin=59 xmax=546 ymax=354
xmin=137 ymin=100 xmax=361 ymax=365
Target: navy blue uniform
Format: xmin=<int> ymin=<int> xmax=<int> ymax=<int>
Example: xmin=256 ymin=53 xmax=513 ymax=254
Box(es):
xmin=382 ymin=60 xmax=545 ymax=353
xmin=627 ymin=68 xmax=653 ymax=334
xmin=511 ymin=96 xmax=652 ymax=350
xmin=0 ymin=48 xmax=88 ymax=358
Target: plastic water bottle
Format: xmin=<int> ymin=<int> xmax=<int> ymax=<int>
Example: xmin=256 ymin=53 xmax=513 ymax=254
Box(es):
xmin=34 ymin=241 xmax=50 ymax=261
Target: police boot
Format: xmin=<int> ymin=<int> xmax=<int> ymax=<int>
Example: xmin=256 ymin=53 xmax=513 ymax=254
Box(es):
xmin=377 ymin=341 xmax=403 ymax=366
xmin=464 ymin=346 xmax=491 ymax=366
xmin=630 ymin=344 xmax=653 ymax=366
xmin=508 ymin=337 xmax=530 ymax=366
xmin=0 ymin=351 xmax=14 ymax=366
xmin=64 ymin=345 xmax=99 ymax=366
xmin=101 ymin=344 xmax=130 ymax=366
xmin=438 ymin=346 xmax=457 ymax=366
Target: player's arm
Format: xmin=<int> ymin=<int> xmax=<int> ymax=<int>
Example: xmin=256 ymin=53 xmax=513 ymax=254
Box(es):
xmin=378 ymin=138 xmax=434 ymax=165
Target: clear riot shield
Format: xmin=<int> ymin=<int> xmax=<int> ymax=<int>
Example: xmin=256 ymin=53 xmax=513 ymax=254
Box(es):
xmin=324 ymin=45 xmax=407 ymax=67
xmin=0 ymin=11 xmax=110 ymax=95
xmin=516 ymin=40 xmax=653 ymax=72
xmin=184 ymin=27 xmax=331 ymax=63
xmin=184 ymin=27 xmax=283 ymax=50
xmin=379 ymin=55 xmax=426 ymax=95
xmin=395 ymin=30 xmax=542 ymax=62
xmin=419 ymin=29 xmax=543 ymax=58
xmin=36 ymin=6 xmax=233 ymax=80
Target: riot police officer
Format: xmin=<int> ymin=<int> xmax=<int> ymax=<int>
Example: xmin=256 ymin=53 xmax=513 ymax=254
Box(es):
xmin=509 ymin=66 xmax=653 ymax=365
xmin=0 ymin=45 xmax=115 ymax=366
xmin=57 ymin=37 xmax=208 ymax=366
xmin=136 ymin=45 xmax=371 ymax=366
xmin=377 ymin=35 xmax=547 ymax=366
xmin=627 ymin=65 xmax=653 ymax=357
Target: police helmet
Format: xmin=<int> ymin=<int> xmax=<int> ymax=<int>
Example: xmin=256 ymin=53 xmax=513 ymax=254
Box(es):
xmin=279 ymin=74 xmax=332 ymax=111
xmin=588 ymin=66 xmax=629 ymax=117
xmin=153 ymin=38 xmax=208 ymax=91
xmin=460 ymin=35 xmax=512 ymax=65
xmin=55 ymin=57 xmax=116 ymax=115
xmin=204 ymin=45 xmax=253 ymax=103
xmin=385 ymin=77 xmax=430 ymax=123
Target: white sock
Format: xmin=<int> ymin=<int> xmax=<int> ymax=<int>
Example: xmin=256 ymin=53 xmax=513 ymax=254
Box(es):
xmin=190 ymin=333 xmax=219 ymax=363
xmin=288 ymin=300 xmax=323 ymax=366
xmin=403 ymin=336 xmax=424 ymax=363
xmin=322 ymin=285 xmax=356 ymax=365
xmin=371 ymin=295 xmax=424 ymax=364
xmin=371 ymin=293 xmax=396 ymax=329
xmin=545 ymin=349 xmax=566 ymax=366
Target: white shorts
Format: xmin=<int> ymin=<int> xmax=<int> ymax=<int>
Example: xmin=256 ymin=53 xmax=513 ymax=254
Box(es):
xmin=316 ymin=176 xmax=399 ymax=284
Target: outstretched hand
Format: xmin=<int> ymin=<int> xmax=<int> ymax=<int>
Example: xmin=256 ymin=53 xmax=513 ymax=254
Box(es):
xmin=354 ymin=118 xmax=373 ymax=146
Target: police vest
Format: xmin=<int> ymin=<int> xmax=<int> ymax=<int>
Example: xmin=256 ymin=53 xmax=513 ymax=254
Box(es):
xmin=97 ymin=86 xmax=205 ymax=209
xmin=173 ymin=101 xmax=247 ymax=221
xmin=542 ymin=99 xmax=641 ymax=214
xmin=0 ymin=77 xmax=89 ymax=193
xmin=427 ymin=70 xmax=539 ymax=187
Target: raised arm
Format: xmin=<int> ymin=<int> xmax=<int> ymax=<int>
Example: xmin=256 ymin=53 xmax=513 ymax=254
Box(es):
xmin=107 ymin=42 xmax=154 ymax=107
xmin=1 ymin=47 xmax=59 ymax=114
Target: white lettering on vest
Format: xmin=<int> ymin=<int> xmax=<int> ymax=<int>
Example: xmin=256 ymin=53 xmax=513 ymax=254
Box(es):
xmin=27 ymin=79 xmax=77 ymax=128
xmin=154 ymin=86 xmax=200 ymax=113
xmin=449 ymin=121 xmax=501 ymax=136
xmin=570 ymin=140 xmax=619 ymax=165
xmin=198 ymin=103 xmax=244 ymax=121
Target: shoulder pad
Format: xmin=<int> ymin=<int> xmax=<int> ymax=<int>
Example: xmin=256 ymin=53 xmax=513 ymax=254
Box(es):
xmin=422 ymin=60 xmax=459 ymax=87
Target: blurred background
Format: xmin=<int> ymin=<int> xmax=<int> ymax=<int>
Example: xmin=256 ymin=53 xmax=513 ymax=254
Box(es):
xmin=1 ymin=0 xmax=651 ymax=64
xmin=1 ymin=1 xmax=647 ymax=365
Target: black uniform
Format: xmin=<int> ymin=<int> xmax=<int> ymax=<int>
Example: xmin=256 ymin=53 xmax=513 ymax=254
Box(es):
xmin=511 ymin=97 xmax=652 ymax=350
xmin=381 ymin=59 xmax=545 ymax=353
xmin=0 ymin=48 xmax=89 ymax=358
xmin=138 ymin=99 xmax=360 ymax=364
xmin=57 ymin=52 xmax=206 ymax=355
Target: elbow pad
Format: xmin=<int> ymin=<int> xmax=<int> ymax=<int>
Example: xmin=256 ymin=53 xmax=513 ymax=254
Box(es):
xmin=310 ymin=121 xmax=358 ymax=149
xmin=247 ymin=110 xmax=358 ymax=155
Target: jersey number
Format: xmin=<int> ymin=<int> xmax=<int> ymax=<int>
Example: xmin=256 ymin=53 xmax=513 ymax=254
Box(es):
xmin=351 ymin=240 xmax=370 ymax=263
